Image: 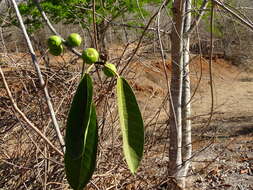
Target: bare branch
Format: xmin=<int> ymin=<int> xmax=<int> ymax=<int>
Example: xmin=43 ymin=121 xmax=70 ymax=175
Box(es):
xmin=32 ymin=0 xmax=82 ymax=57
xmin=73 ymin=5 xmax=170 ymax=33
xmin=120 ymin=0 xmax=171 ymax=75
xmin=92 ymin=0 xmax=98 ymax=50
xmin=10 ymin=0 xmax=65 ymax=151
xmin=212 ymin=0 xmax=253 ymax=31
xmin=205 ymin=1 xmax=215 ymax=131
xmin=186 ymin=0 xmax=209 ymax=35
xmin=0 ymin=66 xmax=63 ymax=156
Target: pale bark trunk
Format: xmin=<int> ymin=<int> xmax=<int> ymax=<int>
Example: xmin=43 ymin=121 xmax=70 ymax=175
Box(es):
xmin=181 ymin=0 xmax=192 ymax=189
xmin=169 ymin=0 xmax=193 ymax=189
xmin=169 ymin=0 xmax=185 ymax=188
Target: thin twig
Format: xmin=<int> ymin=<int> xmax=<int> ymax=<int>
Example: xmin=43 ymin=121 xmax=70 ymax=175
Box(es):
xmin=91 ymin=0 xmax=103 ymax=86
xmin=0 ymin=14 xmax=9 ymax=54
xmin=10 ymin=0 xmax=65 ymax=151
xmin=32 ymin=0 xmax=82 ymax=57
xmin=206 ymin=1 xmax=215 ymax=129
xmin=0 ymin=66 xmax=63 ymax=156
xmin=212 ymin=0 xmax=253 ymax=31
xmin=120 ymin=0 xmax=170 ymax=75
xmin=92 ymin=0 xmax=98 ymax=50
xmin=156 ymin=4 xmax=169 ymax=89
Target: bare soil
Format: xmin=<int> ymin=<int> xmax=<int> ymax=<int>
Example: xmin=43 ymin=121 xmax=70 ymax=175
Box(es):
xmin=130 ymin=55 xmax=253 ymax=190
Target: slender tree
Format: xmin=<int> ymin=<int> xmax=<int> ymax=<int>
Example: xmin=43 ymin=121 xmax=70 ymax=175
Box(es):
xmin=168 ymin=0 xmax=185 ymax=187
xmin=181 ymin=0 xmax=192 ymax=188
xmin=169 ymin=0 xmax=207 ymax=188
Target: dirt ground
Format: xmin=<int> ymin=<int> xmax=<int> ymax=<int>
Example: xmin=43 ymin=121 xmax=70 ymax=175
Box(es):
xmin=129 ymin=55 xmax=253 ymax=190
xmin=0 ymin=52 xmax=253 ymax=189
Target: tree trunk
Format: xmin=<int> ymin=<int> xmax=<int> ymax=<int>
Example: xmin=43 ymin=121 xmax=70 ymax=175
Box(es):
xmin=181 ymin=0 xmax=192 ymax=189
xmin=169 ymin=0 xmax=193 ymax=189
xmin=168 ymin=0 xmax=185 ymax=188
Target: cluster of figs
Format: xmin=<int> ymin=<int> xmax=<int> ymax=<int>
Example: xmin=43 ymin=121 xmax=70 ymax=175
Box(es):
xmin=47 ymin=33 xmax=117 ymax=77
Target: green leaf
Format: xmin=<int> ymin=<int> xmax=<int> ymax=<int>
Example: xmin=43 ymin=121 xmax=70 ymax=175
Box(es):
xmin=116 ymin=77 xmax=144 ymax=174
xmin=65 ymin=103 xmax=98 ymax=190
xmin=65 ymin=73 xmax=93 ymax=159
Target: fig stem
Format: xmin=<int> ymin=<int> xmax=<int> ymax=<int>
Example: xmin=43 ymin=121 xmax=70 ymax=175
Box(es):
xmin=81 ymin=61 xmax=85 ymax=77
xmin=86 ymin=64 xmax=95 ymax=74
xmin=115 ymin=71 xmax=120 ymax=78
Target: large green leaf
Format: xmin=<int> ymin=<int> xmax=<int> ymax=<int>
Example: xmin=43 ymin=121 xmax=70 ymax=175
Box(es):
xmin=65 ymin=103 xmax=98 ymax=190
xmin=116 ymin=77 xmax=144 ymax=174
xmin=65 ymin=73 xmax=93 ymax=159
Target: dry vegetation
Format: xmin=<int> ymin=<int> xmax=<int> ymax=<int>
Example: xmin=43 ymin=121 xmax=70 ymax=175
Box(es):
xmin=1 ymin=47 xmax=253 ymax=189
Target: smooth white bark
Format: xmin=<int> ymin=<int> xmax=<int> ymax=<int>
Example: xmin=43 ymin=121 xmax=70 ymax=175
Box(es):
xmin=169 ymin=0 xmax=185 ymax=187
xmin=181 ymin=0 xmax=192 ymax=188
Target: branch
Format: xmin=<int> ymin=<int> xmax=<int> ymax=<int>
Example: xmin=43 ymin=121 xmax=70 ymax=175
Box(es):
xmin=32 ymin=0 xmax=82 ymax=57
xmin=186 ymin=0 xmax=209 ymax=35
xmin=206 ymin=1 xmax=215 ymax=130
xmin=110 ymin=22 xmax=170 ymax=34
xmin=212 ymin=0 xmax=253 ymax=32
xmin=10 ymin=0 xmax=65 ymax=151
xmin=0 ymin=66 xmax=63 ymax=156
xmin=120 ymin=0 xmax=171 ymax=75
xmin=92 ymin=0 xmax=98 ymax=49
xmin=74 ymin=5 xmax=170 ymax=34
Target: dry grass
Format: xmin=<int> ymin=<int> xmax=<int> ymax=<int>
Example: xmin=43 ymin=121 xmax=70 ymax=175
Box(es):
xmin=0 ymin=47 xmax=172 ymax=189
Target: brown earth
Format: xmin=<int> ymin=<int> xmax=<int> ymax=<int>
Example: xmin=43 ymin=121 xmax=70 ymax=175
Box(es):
xmin=128 ymin=55 xmax=253 ymax=190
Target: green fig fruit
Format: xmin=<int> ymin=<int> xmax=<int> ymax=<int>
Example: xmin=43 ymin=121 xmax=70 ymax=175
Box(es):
xmin=102 ymin=62 xmax=117 ymax=77
xmin=47 ymin=35 xmax=62 ymax=49
xmin=67 ymin=33 xmax=82 ymax=47
xmin=49 ymin=45 xmax=63 ymax=56
xmin=82 ymin=48 xmax=99 ymax=64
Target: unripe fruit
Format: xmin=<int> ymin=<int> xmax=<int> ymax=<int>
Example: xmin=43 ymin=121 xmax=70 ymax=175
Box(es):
xmin=67 ymin=33 xmax=82 ymax=47
xmin=82 ymin=48 xmax=99 ymax=64
xmin=102 ymin=62 xmax=117 ymax=77
xmin=47 ymin=35 xmax=62 ymax=49
xmin=49 ymin=45 xmax=63 ymax=56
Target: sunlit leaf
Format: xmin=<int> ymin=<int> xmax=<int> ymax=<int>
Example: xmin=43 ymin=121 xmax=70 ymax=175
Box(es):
xmin=116 ymin=77 xmax=144 ymax=174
